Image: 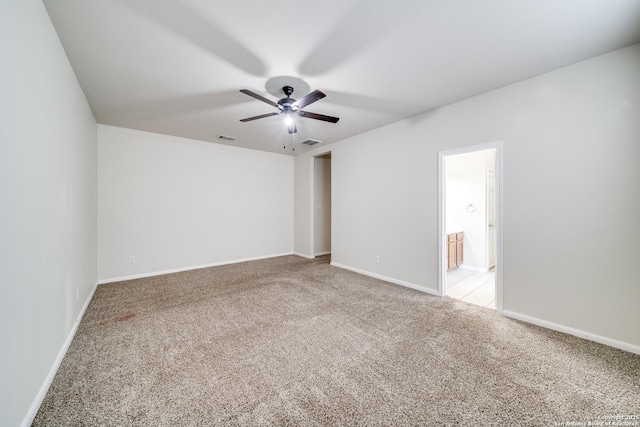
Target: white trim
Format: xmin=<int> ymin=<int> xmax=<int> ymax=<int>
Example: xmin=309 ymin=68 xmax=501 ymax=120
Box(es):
xmin=294 ymin=252 xmax=315 ymax=259
xmin=309 ymin=156 xmax=315 ymax=257
xmin=458 ymin=264 xmax=489 ymax=273
xmin=310 ymin=152 xmax=333 ymax=263
xmin=502 ymin=310 xmax=640 ymax=356
xmin=22 ymin=280 xmax=99 ymax=427
xmin=437 ymin=152 xmax=446 ymax=297
xmin=438 ymin=141 xmax=504 ymax=313
xmin=485 ymin=169 xmax=497 ymax=271
xmin=98 ymin=253 xmax=294 ymax=285
xmin=495 ymin=145 xmax=504 ymax=314
xmin=330 ymin=262 xmax=440 ymax=296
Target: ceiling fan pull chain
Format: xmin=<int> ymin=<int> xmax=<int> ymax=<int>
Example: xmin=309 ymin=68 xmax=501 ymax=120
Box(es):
xmin=283 ymin=124 xmax=288 ymax=150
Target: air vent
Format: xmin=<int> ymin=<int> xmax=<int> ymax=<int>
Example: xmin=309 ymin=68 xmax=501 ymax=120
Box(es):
xmin=301 ymin=139 xmax=321 ymax=146
xmin=218 ymin=135 xmax=237 ymax=142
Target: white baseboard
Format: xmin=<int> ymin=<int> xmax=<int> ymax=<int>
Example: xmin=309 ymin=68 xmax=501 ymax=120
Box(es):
xmin=502 ymin=310 xmax=640 ymax=356
xmin=22 ymin=280 xmax=99 ymax=427
xmin=98 ymin=252 xmax=295 ymax=284
xmin=314 ymin=251 xmax=332 ymax=256
xmin=330 ymin=262 xmax=440 ymax=296
xmin=293 ymin=252 xmax=315 ymax=259
xmin=329 ymin=264 xmax=640 ymax=355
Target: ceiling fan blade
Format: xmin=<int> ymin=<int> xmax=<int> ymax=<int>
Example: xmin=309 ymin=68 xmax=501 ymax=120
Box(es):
xmin=297 ymin=110 xmax=340 ymax=123
xmin=239 ymin=112 xmax=280 ymax=122
xmin=292 ymin=90 xmax=326 ymax=110
xmin=239 ymin=89 xmax=279 ymax=108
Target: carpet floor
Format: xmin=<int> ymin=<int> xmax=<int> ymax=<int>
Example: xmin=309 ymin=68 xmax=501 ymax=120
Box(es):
xmin=34 ymin=255 xmax=640 ymax=426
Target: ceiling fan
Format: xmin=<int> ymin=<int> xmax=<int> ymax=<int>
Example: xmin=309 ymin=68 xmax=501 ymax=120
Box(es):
xmin=239 ymin=86 xmax=339 ymax=134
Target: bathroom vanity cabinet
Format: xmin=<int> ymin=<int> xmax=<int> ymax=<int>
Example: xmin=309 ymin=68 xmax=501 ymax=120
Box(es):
xmin=447 ymin=232 xmax=464 ymax=270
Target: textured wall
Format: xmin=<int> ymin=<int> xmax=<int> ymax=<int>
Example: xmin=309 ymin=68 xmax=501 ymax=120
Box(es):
xmin=98 ymin=125 xmax=293 ymax=282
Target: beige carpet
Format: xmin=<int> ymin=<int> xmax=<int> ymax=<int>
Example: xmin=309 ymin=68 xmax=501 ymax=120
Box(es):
xmin=34 ymin=255 xmax=640 ymax=426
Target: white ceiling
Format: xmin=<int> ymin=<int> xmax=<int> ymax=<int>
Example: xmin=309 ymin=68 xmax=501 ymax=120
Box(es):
xmin=43 ymin=0 xmax=640 ymax=155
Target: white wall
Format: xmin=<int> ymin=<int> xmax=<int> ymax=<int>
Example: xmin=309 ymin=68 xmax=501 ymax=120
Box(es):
xmin=314 ymin=157 xmax=332 ymax=255
xmin=0 ymin=1 xmax=97 ymax=426
xmin=98 ymin=125 xmax=293 ymax=281
xmin=296 ymin=135 xmax=435 ymax=292
xmin=295 ymin=44 xmax=640 ymax=351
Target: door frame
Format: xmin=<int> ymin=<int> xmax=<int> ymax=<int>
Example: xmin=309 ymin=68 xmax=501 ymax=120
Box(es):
xmin=437 ymin=141 xmax=504 ymax=313
xmin=309 ymin=151 xmax=332 ymax=258
xmin=486 ymin=169 xmax=497 ymax=270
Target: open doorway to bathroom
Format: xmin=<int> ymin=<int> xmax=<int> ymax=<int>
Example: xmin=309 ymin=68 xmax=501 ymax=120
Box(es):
xmin=439 ymin=143 xmax=502 ymax=311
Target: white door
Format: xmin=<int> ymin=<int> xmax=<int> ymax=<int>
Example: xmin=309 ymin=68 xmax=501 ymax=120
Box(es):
xmin=487 ymin=169 xmax=496 ymax=269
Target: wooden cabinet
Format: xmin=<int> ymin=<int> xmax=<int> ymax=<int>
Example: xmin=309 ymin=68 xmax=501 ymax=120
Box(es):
xmin=446 ymin=232 xmax=463 ymax=270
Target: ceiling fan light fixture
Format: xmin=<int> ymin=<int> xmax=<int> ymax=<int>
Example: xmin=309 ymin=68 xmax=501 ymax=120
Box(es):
xmin=239 ymin=85 xmax=339 ymax=135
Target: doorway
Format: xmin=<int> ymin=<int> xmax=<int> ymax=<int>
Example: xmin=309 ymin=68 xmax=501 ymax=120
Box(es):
xmin=438 ymin=142 xmax=502 ymax=312
xmin=312 ymin=153 xmax=331 ymax=257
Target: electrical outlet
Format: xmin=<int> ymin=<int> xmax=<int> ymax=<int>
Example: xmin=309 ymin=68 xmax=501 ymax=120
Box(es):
xmin=374 ymin=256 xmax=380 ymax=264
xmin=256 ymin=242 xmax=261 ymax=248
xmin=129 ymin=256 xmax=135 ymax=264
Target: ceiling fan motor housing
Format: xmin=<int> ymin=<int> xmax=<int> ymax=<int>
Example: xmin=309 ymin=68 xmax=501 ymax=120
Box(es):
xmin=278 ymin=86 xmax=298 ymax=112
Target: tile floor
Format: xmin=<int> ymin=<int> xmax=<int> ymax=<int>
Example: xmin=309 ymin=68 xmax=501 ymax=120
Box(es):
xmin=446 ymin=267 xmax=496 ymax=309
